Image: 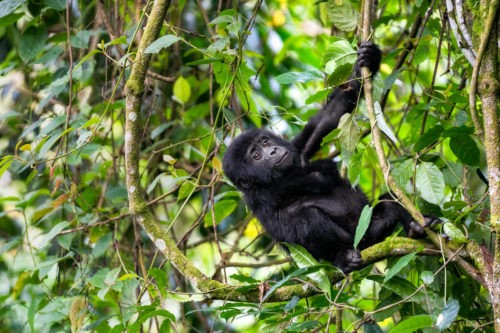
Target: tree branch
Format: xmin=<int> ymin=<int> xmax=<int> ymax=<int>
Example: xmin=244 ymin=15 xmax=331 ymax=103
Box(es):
xmin=359 ymin=0 xmax=488 ymax=289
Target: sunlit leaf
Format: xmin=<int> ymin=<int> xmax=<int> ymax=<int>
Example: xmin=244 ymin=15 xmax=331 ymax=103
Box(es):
xmin=327 ymin=0 xmax=359 ymax=31
xmin=384 ymin=252 xmax=417 ymax=282
xmin=443 ymin=222 xmax=467 ymax=243
xmin=173 ymin=76 xmax=191 ymax=104
xmin=145 ymin=35 xmax=181 ymax=54
xmin=354 ymin=205 xmax=372 ymax=249
xmin=275 ymin=71 xmax=322 ymax=84
xmin=416 ymin=162 xmax=445 ymax=204
xmin=388 ymin=315 xmax=433 ymax=333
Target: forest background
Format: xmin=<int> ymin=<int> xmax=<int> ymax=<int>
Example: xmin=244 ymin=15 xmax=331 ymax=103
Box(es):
xmin=0 ymin=0 xmax=499 ymax=332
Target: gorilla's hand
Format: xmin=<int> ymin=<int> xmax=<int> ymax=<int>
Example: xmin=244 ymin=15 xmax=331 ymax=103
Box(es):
xmin=355 ymin=41 xmax=381 ymax=76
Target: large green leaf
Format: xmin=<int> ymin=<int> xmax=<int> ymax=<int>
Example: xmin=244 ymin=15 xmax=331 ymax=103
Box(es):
xmin=388 ymin=315 xmax=433 ymax=333
xmin=338 ymin=113 xmax=361 ymax=155
xmin=384 ymin=252 xmax=417 ymax=282
xmin=353 ymin=205 xmax=372 ymax=249
xmin=144 ymin=35 xmax=181 ymax=54
xmin=348 ymin=149 xmax=364 ymax=187
xmin=436 ymin=299 xmax=459 ymax=330
xmin=173 ymin=76 xmax=191 ymax=104
xmin=415 ymin=162 xmax=445 ymax=204
xmin=286 ymin=243 xmax=331 ymax=296
xmin=449 ymin=135 xmax=480 ymax=166
xmin=443 ymin=222 xmax=467 ymax=243
xmin=414 ymin=125 xmax=444 ymax=151
xmin=0 ymin=0 xmax=25 ymax=19
xmin=204 ymin=200 xmax=238 ymax=226
xmin=322 ymin=39 xmax=356 ymax=76
xmin=327 ymin=0 xmax=359 ymax=31
xmin=275 ymin=71 xmax=322 ymax=84
xmin=19 ymin=25 xmax=47 ymax=62
xmin=391 ymin=158 xmax=413 ymax=188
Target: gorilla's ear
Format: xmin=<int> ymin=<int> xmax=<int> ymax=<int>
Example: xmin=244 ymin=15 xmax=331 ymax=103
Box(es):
xmin=239 ymin=180 xmax=250 ymax=189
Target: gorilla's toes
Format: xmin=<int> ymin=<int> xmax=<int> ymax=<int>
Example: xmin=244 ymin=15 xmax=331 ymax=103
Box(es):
xmin=424 ymin=216 xmax=442 ymax=227
xmin=408 ymin=221 xmax=426 ymax=239
xmin=341 ymin=250 xmax=363 ymax=273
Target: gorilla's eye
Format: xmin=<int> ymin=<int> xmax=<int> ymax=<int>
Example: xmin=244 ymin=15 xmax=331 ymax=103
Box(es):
xmin=253 ymin=151 xmax=262 ymax=160
xmin=262 ymin=138 xmax=270 ymax=147
xmin=239 ymin=180 xmax=250 ymax=189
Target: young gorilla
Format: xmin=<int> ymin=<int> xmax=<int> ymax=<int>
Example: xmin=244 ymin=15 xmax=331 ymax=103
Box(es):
xmin=223 ymin=42 xmax=437 ymax=272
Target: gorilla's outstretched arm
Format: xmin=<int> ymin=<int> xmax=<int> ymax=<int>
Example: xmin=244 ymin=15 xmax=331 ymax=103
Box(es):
xmin=292 ymin=42 xmax=381 ymax=161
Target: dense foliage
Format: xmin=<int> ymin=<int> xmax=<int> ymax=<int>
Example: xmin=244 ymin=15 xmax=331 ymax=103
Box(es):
xmin=0 ymin=0 xmax=498 ymax=332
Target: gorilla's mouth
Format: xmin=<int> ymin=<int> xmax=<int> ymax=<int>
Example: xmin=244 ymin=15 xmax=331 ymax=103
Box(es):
xmin=276 ymin=151 xmax=288 ymax=166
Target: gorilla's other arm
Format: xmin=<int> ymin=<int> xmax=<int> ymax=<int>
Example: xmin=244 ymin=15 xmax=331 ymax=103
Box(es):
xmin=292 ymin=42 xmax=381 ymax=161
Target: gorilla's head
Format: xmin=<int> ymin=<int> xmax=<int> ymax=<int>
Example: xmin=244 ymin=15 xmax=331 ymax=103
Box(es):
xmin=223 ymin=129 xmax=298 ymax=190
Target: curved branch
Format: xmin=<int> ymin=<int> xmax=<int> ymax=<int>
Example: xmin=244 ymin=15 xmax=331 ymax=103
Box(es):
xmin=359 ymin=0 xmax=487 ymax=289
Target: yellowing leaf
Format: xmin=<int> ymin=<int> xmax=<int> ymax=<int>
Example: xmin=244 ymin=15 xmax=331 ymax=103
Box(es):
xmin=244 ymin=218 xmax=262 ymax=238
xmin=19 ymin=144 xmax=31 ymax=151
xmin=212 ymin=157 xmax=222 ymax=172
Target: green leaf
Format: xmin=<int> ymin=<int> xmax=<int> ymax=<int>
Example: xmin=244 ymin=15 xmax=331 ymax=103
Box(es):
xmin=230 ymin=274 xmax=258 ymax=284
xmin=436 ymin=299 xmax=459 ymax=330
xmin=261 ymin=265 xmax=323 ymax=302
xmin=384 ymin=252 xmax=417 ymax=282
xmin=33 ymin=207 xmax=55 ymax=223
xmin=128 ymin=310 xmax=175 ymax=333
xmin=375 ymin=102 xmax=398 ymax=143
xmin=327 ymin=0 xmax=359 ymax=31
xmin=414 ymin=125 xmax=444 ymax=151
xmin=443 ymin=222 xmax=467 ymax=243
xmin=348 ymin=149 xmax=364 ymax=187
xmin=37 ymin=222 xmax=70 ymax=249
xmin=322 ymin=39 xmax=356 ymax=77
xmin=72 ymin=49 xmax=101 ymax=73
xmin=208 ymin=15 xmax=234 ymax=26
xmin=144 ymin=35 xmax=181 ymax=54
xmin=388 ymin=315 xmax=433 ymax=333
xmin=81 ymin=117 xmax=99 ymax=128
xmin=186 ymin=57 xmax=222 ymax=66
xmin=44 ymin=0 xmax=65 ymax=10
xmin=415 ymin=162 xmax=445 ymax=204
xmin=19 ymin=25 xmax=48 ymax=62
xmin=421 ymin=271 xmax=434 ymax=284
xmin=382 ymin=68 xmax=403 ymax=95
xmin=286 ymin=243 xmax=331 ymax=296
xmin=0 ymin=156 xmax=14 ymax=181
xmin=391 ymin=158 xmax=413 ymax=188
xmin=0 ymin=0 xmax=25 ymax=19
xmin=275 ymin=71 xmax=322 ymax=84
xmin=449 ymin=136 xmax=480 ymax=166
xmin=338 ymin=113 xmax=361 ymax=154
xmin=102 ymin=35 xmax=127 ymax=48
xmin=442 ymin=125 xmax=474 ymax=137
xmin=354 ymin=205 xmax=372 ymax=249
xmin=305 ymin=88 xmax=332 ymax=104
xmin=177 ymin=181 xmax=195 ymax=201
xmin=173 ymin=76 xmax=191 ymax=104
xmin=204 ymin=200 xmax=238 ymax=226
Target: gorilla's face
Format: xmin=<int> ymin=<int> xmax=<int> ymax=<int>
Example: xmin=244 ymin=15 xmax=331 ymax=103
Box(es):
xmin=222 ymin=129 xmax=298 ymax=190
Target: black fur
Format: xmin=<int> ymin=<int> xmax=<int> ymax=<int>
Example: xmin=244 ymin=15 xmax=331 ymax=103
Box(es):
xmin=223 ymin=42 xmax=435 ymax=272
